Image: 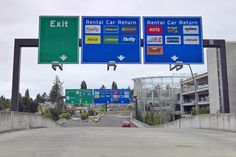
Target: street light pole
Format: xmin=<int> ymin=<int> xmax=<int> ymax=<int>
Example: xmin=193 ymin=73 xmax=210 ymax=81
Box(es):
xmin=186 ymin=64 xmax=199 ymax=115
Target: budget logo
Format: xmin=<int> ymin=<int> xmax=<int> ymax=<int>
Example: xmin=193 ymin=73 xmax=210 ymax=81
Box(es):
xmin=167 ymin=26 xmax=178 ymax=33
xmin=146 ymin=26 xmax=162 ymax=34
xmin=121 ymin=26 xmax=137 ymax=34
xmin=165 ymin=36 xmax=181 ymax=44
xmin=183 ymin=26 xmax=199 ymax=34
xmin=147 ymin=46 xmax=163 ymax=55
xmin=103 ymin=36 xmax=119 ymax=44
xmin=85 ymin=35 xmax=101 ymax=44
xmin=122 ymin=36 xmax=137 ymax=44
xmin=85 ymin=25 xmax=101 ymax=34
xmin=184 ymin=36 xmax=200 ymax=44
xmin=104 ymin=26 xmax=119 ymax=33
xmin=147 ymin=36 xmax=162 ymax=44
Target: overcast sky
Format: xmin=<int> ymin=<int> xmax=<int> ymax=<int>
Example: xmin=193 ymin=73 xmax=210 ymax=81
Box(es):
xmin=0 ymin=0 xmax=235 ymax=98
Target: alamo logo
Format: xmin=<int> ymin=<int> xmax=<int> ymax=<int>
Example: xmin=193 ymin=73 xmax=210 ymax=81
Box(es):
xmin=165 ymin=36 xmax=181 ymax=44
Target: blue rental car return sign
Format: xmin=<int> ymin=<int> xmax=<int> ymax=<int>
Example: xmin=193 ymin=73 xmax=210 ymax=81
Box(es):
xmin=82 ymin=16 xmax=141 ymax=64
xmin=143 ymin=16 xmax=203 ymax=64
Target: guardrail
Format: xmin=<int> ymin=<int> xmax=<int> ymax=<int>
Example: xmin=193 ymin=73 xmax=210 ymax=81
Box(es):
xmin=0 ymin=111 xmax=60 ymax=133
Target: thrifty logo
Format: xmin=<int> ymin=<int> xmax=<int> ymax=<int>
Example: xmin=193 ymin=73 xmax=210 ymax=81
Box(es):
xmin=85 ymin=36 xmax=101 ymax=44
xmin=147 ymin=36 xmax=162 ymax=44
xmin=167 ymin=26 xmax=178 ymax=33
xmin=122 ymin=36 xmax=137 ymax=44
xmin=146 ymin=26 xmax=162 ymax=34
xmin=104 ymin=26 xmax=119 ymax=33
xmin=183 ymin=26 xmax=199 ymax=34
xmin=147 ymin=46 xmax=163 ymax=55
xmin=165 ymin=36 xmax=181 ymax=44
xmin=121 ymin=26 xmax=137 ymax=34
xmin=103 ymin=36 xmax=119 ymax=44
xmin=183 ymin=36 xmax=200 ymax=44
xmin=85 ymin=25 xmax=101 ymax=34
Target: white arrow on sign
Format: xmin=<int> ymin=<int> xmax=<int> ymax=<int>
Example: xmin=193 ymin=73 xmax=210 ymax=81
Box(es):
xmin=117 ymin=55 xmax=125 ymax=61
xmin=60 ymin=54 xmax=68 ymax=61
xmin=171 ymin=55 xmax=179 ymax=61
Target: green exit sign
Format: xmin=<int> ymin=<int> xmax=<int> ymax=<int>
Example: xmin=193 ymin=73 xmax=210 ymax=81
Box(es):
xmin=39 ymin=16 xmax=79 ymax=64
xmin=65 ymin=89 xmax=81 ymax=104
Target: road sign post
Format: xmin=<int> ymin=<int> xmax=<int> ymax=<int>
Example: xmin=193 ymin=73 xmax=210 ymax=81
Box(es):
xmin=39 ymin=16 xmax=79 ymax=64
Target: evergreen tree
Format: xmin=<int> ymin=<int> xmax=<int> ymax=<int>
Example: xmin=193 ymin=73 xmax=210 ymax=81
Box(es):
xmin=49 ymin=76 xmax=63 ymax=104
xmin=0 ymin=95 xmax=11 ymax=110
xmin=111 ymin=81 xmax=118 ymax=89
xmin=100 ymin=85 xmax=106 ymax=89
xmin=80 ymin=80 xmax=87 ymax=89
xmin=49 ymin=76 xmax=64 ymax=112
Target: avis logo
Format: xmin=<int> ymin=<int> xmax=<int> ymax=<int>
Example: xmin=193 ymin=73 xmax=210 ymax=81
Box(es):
xmin=146 ymin=26 xmax=162 ymax=34
xmin=147 ymin=36 xmax=162 ymax=44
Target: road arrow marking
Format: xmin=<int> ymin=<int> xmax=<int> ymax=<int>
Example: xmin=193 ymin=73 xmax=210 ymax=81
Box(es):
xmin=117 ymin=55 xmax=125 ymax=61
xmin=171 ymin=55 xmax=178 ymax=61
xmin=60 ymin=54 xmax=68 ymax=61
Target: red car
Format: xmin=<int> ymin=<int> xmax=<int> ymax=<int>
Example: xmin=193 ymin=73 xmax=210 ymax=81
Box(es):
xmin=122 ymin=121 xmax=131 ymax=127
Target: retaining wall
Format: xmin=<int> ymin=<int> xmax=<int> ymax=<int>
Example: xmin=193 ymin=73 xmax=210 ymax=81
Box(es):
xmin=159 ymin=114 xmax=236 ymax=131
xmin=0 ymin=111 xmax=60 ymax=133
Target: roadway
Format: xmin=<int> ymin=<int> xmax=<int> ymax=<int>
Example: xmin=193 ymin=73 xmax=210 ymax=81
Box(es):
xmin=61 ymin=112 xmax=135 ymax=127
xmin=0 ymin=127 xmax=236 ymax=157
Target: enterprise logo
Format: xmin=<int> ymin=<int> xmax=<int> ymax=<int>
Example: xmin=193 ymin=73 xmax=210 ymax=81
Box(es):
xmin=184 ymin=36 xmax=200 ymax=44
xmin=85 ymin=25 xmax=101 ymax=34
xmin=165 ymin=36 xmax=181 ymax=44
xmin=147 ymin=36 xmax=162 ymax=44
xmin=147 ymin=46 xmax=163 ymax=55
xmin=103 ymin=36 xmax=119 ymax=44
xmin=183 ymin=26 xmax=199 ymax=34
xmin=104 ymin=26 xmax=119 ymax=33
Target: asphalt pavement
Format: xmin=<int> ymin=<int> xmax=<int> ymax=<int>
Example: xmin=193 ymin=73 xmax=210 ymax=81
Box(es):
xmin=61 ymin=112 xmax=135 ymax=127
xmin=0 ymin=127 xmax=236 ymax=157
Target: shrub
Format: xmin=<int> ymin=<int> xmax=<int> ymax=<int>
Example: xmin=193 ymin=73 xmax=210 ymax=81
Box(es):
xmin=81 ymin=112 xmax=89 ymax=120
xmin=145 ymin=112 xmax=160 ymax=125
xmin=59 ymin=112 xmax=71 ymax=120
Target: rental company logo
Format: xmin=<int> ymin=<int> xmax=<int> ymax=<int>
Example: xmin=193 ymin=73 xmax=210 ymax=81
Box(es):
xmin=183 ymin=36 xmax=200 ymax=44
xmin=121 ymin=26 xmax=137 ymax=34
xmin=147 ymin=36 xmax=162 ymax=44
xmin=104 ymin=26 xmax=119 ymax=33
xmin=146 ymin=26 xmax=162 ymax=34
xmin=147 ymin=46 xmax=163 ymax=55
xmin=122 ymin=36 xmax=137 ymax=44
xmin=183 ymin=26 xmax=199 ymax=34
xmin=103 ymin=36 xmax=119 ymax=44
xmin=167 ymin=26 xmax=178 ymax=33
xmin=165 ymin=36 xmax=181 ymax=44
xmin=85 ymin=25 xmax=101 ymax=34
xmin=85 ymin=36 xmax=101 ymax=44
